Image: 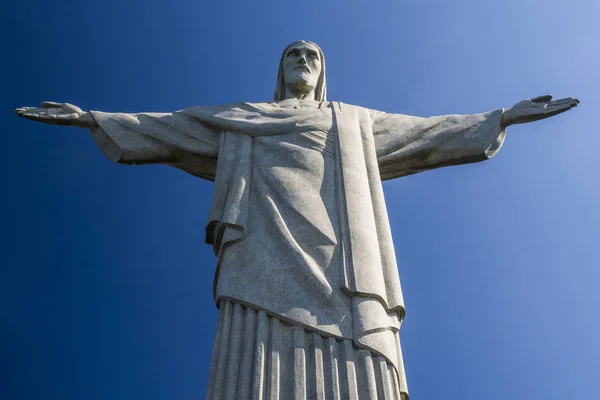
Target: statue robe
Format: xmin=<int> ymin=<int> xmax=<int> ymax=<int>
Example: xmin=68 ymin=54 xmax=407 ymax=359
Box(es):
xmin=89 ymin=100 xmax=506 ymax=399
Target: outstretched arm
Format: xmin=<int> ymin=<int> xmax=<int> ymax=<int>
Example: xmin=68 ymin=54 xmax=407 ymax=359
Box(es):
xmin=15 ymin=102 xmax=220 ymax=181
xmin=372 ymin=95 xmax=578 ymax=180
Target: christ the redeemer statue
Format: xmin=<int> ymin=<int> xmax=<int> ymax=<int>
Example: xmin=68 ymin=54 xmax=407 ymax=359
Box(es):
xmin=16 ymin=40 xmax=578 ymax=400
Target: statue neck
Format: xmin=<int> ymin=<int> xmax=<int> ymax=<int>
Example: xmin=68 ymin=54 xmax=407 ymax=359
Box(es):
xmin=283 ymin=84 xmax=316 ymax=101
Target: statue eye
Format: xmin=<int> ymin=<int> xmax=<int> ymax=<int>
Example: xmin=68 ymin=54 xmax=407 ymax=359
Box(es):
xmin=287 ymin=50 xmax=299 ymax=57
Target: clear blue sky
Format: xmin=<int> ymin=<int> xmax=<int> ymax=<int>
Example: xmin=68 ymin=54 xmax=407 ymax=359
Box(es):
xmin=2 ymin=1 xmax=599 ymax=399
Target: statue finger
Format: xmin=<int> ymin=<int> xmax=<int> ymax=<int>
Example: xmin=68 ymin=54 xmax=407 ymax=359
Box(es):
xmin=43 ymin=113 xmax=73 ymax=124
xmin=556 ymin=96 xmax=577 ymax=102
xmin=544 ymin=104 xmax=575 ymax=117
xmin=19 ymin=107 xmax=43 ymax=112
xmin=561 ymin=97 xmax=580 ymax=106
xmin=531 ymin=94 xmax=553 ymax=103
xmin=551 ymin=96 xmax=578 ymax=104
xmin=547 ymin=98 xmax=577 ymax=108
xmin=22 ymin=107 xmax=63 ymax=116
xmin=15 ymin=107 xmax=34 ymax=115
xmin=19 ymin=108 xmax=47 ymax=117
xmin=19 ymin=112 xmax=49 ymax=122
xmin=547 ymin=102 xmax=578 ymax=112
xmin=20 ymin=112 xmax=69 ymax=125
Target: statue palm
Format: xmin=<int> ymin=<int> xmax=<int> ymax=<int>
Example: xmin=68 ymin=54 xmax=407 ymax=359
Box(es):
xmin=501 ymin=94 xmax=579 ymax=126
xmin=15 ymin=102 xmax=95 ymax=127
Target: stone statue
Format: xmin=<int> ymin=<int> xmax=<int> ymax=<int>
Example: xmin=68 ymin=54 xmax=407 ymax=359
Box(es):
xmin=15 ymin=40 xmax=578 ymax=400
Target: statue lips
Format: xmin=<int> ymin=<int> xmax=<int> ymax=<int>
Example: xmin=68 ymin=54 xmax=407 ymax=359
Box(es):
xmin=294 ymin=65 xmax=311 ymax=73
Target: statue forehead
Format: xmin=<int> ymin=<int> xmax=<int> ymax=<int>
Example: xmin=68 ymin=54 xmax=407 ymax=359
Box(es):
xmin=285 ymin=41 xmax=320 ymax=54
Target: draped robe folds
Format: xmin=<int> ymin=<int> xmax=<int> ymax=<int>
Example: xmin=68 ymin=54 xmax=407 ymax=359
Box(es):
xmin=89 ymin=100 xmax=506 ymax=397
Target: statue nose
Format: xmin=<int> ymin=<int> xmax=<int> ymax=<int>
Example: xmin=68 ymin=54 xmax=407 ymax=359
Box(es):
xmin=299 ymin=57 xmax=307 ymax=64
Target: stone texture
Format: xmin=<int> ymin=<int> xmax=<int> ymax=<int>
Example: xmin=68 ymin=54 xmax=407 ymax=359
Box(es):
xmin=14 ymin=40 xmax=579 ymax=400
xmin=207 ymin=299 xmax=407 ymax=400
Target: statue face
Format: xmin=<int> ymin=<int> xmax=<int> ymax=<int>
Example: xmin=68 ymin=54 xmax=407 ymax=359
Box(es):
xmin=282 ymin=42 xmax=322 ymax=92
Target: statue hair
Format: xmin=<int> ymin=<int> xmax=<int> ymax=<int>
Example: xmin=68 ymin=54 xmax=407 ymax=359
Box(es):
xmin=273 ymin=40 xmax=327 ymax=102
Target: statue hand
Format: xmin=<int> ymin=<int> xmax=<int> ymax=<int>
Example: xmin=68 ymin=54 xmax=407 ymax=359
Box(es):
xmin=15 ymin=102 xmax=96 ymax=128
xmin=501 ymin=95 xmax=579 ymax=127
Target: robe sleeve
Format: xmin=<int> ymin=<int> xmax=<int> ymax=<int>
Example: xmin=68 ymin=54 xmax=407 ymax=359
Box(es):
xmin=370 ymin=108 xmax=506 ymax=181
xmin=88 ymin=109 xmax=221 ymax=181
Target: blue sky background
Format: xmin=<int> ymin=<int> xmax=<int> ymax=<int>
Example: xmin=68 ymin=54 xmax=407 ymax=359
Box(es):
xmin=2 ymin=1 xmax=599 ymax=399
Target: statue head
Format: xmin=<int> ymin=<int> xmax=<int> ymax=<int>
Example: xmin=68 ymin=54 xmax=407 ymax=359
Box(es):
xmin=274 ymin=40 xmax=327 ymax=102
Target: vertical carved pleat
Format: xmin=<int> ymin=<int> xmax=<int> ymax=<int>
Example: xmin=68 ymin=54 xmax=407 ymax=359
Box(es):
xmin=267 ymin=318 xmax=280 ymax=400
xmin=223 ymin=303 xmax=244 ymax=400
xmin=377 ymin=356 xmax=394 ymax=400
xmin=358 ymin=350 xmax=378 ymax=399
xmin=207 ymin=300 xmax=406 ymax=400
xmin=292 ymin=327 xmax=306 ymax=400
xmin=206 ymin=301 xmax=226 ymax=399
xmin=396 ymin=334 xmax=409 ymax=400
xmin=237 ymin=308 xmax=257 ymax=399
xmin=251 ymin=310 xmax=268 ymax=400
xmin=210 ymin=301 xmax=233 ymax=400
xmin=343 ymin=340 xmax=359 ymax=399
xmin=387 ymin=363 xmax=401 ymax=400
xmin=311 ymin=333 xmax=325 ymax=400
xmin=324 ymin=336 xmax=341 ymax=400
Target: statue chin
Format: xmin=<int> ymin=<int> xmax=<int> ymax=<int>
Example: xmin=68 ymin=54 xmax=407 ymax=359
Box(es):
xmin=285 ymin=72 xmax=317 ymax=90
